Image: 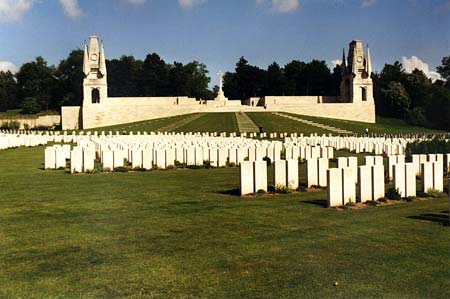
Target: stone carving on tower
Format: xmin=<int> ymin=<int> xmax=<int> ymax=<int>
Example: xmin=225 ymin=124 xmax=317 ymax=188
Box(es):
xmin=83 ymin=35 xmax=108 ymax=105
xmin=340 ymin=40 xmax=373 ymax=103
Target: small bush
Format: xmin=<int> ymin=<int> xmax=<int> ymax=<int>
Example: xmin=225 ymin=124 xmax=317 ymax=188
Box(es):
xmin=227 ymin=161 xmax=236 ymax=167
xmin=113 ymin=167 xmax=129 ymax=172
xmin=133 ymin=167 xmax=146 ymax=172
xmin=297 ymin=185 xmax=307 ymax=192
xmin=365 ymin=200 xmax=378 ymax=207
xmin=426 ymin=189 xmax=445 ymax=198
xmin=377 ymin=197 xmax=388 ymax=203
xmin=275 ymin=184 xmax=292 ymax=194
xmin=345 ymin=201 xmax=356 ymax=207
xmin=386 ymin=187 xmax=402 ymax=201
xmin=103 ymin=167 xmax=112 ymax=173
xmin=203 ymin=160 xmax=212 ymax=169
xmin=404 ymin=196 xmax=415 ymax=202
xmin=255 ymin=189 xmax=267 ymax=196
xmin=166 ymin=165 xmax=177 ymax=170
xmin=174 ymin=160 xmax=186 ymax=168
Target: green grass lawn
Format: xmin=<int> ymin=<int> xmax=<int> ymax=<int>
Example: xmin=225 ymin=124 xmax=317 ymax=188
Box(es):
xmin=92 ymin=113 xmax=200 ymax=133
xmin=283 ymin=113 xmax=445 ymax=134
xmin=247 ymin=112 xmax=330 ymax=135
xmin=173 ymin=113 xmax=239 ymax=133
xmin=86 ymin=112 xmax=444 ymax=136
xmin=0 ymin=146 xmax=449 ymax=298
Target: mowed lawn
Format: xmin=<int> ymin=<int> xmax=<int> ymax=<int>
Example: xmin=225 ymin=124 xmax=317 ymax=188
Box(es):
xmin=173 ymin=113 xmax=239 ymax=133
xmin=1 ymin=146 xmax=449 ymax=298
xmin=283 ymin=113 xmax=445 ymax=135
xmin=88 ymin=112 xmax=443 ymax=136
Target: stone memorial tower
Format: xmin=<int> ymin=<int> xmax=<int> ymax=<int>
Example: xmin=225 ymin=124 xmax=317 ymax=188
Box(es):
xmin=340 ymin=40 xmax=373 ymax=103
xmin=82 ymin=35 xmax=108 ymax=105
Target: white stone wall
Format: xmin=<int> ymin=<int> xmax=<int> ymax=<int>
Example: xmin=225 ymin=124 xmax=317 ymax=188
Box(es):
xmin=62 ymin=94 xmax=376 ymax=129
xmin=0 ymin=115 xmax=61 ymax=129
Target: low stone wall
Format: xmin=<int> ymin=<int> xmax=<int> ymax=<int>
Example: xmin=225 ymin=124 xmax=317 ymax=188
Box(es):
xmin=62 ymin=96 xmax=376 ymax=129
xmin=0 ymin=114 xmax=61 ymax=129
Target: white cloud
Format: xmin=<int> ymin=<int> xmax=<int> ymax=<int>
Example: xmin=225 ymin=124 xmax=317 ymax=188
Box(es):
xmin=257 ymin=0 xmax=299 ymax=13
xmin=59 ymin=0 xmax=82 ymax=18
xmin=0 ymin=61 xmax=18 ymax=73
xmin=0 ymin=0 xmax=34 ymax=22
xmin=127 ymin=0 xmax=146 ymax=4
xmin=178 ymin=0 xmax=207 ymax=9
xmin=402 ymin=56 xmax=442 ymax=82
xmin=272 ymin=0 xmax=299 ymax=13
xmin=331 ymin=59 xmax=342 ymax=67
xmin=362 ymin=0 xmax=376 ymax=7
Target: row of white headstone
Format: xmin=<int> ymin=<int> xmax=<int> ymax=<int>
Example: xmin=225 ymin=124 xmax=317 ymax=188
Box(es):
xmin=238 ymin=154 xmax=449 ymax=207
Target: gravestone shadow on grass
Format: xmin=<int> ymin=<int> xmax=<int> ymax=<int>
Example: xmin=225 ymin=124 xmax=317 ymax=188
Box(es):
xmin=407 ymin=211 xmax=450 ymax=226
xmin=219 ymin=188 xmax=241 ymax=196
xmin=301 ymin=199 xmax=328 ymax=208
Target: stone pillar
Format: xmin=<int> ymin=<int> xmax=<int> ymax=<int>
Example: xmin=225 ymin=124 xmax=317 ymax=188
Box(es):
xmin=55 ymin=147 xmax=67 ymax=169
xmin=405 ymin=162 xmax=416 ymax=197
xmin=318 ymin=158 xmax=329 ymax=187
xmin=102 ymin=150 xmax=114 ymax=171
xmin=372 ymin=165 xmax=385 ymax=200
xmin=286 ymin=159 xmax=299 ymax=190
xmin=364 ymin=156 xmax=375 ymax=166
xmin=195 ymin=147 xmax=203 ymax=166
xmin=142 ymin=148 xmax=153 ymax=170
xmin=387 ymin=156 xmax=396 ymax=181
xmin=433 ymin=161 xmax=444 ymax=192
xmin=218 ymin=148 xmax=228 ymax=167
xmin=165 ymin=148 xmax=175 ymax=168
xmin=306 ymin=158 xmax=318 ymax=188
xmin=358 ymin=165 xmax=372 ymax=202
xmin=45 ymin=146 xmax=56 ymax=169
xmin=421 ymin=162 xmax=433 ymax=193
xmin=342 ymin=167 xmax=356 ymax=204
xmin=131 ymin=149 xmax=142 ymax=169
xmin=393 ymin=163 xmax=406 ymax=197
xmin=337 ymin=157 xmax=348 ymax=169
xmin=155 ymin=149 xmax=166 ymax=169
xmin=254 ymin=161 xmax=268 ymax=193
xmin=113 ymin=149 xmax=125 ymax=168
xmin=273 ymin=160 xmax=286 ymax=188
xmin=240 ymin=161 xmax=254 ymax=195
xmin=70 ymin=147 xmax=83 ymax=173
xmin=374 ymin=156 xmax=383 ymax=166
xmin=209 ymin=148 xmax=218 ymax=167
xmin=327 ymin=168 xmax=343 ymax=207
xmin=411 ymin=154 xmax=420 ymax=175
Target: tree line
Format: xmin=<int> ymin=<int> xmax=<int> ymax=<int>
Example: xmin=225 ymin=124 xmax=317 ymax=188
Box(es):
xmin=373 ymin=58 xmax=450 ymax=130
xmin=0 ymin=49 xmax=449 ymax=130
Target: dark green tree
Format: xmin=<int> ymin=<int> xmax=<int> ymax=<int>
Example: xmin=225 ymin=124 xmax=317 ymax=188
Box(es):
xmin=107 ymin=56 xmax=142 ymax=97
xmin=266 ymin=62 xmax=285 ymax=96
xmin=16 ymin=56 xmax=57 ymax=111
xmin=381 ymin=81 xmax=410 ymax=118
xmin=55 ymin=49 xmax=84 ymax=107
xmin=140 ymin=53 xmax=169 ymax=96
xmin=0 ymin=71 xmax=19 ymax=111
xmin=436 ymin=56 xmax=450 ymax=83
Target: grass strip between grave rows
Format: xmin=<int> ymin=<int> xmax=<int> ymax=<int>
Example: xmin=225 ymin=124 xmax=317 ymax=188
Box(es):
xmin=173 ymin=113 xmax=239 ymax=133
xmin=284 ymin=113 xmax=445 ymax=135
xmin=0 ymin=146 xmax=449 ymax=298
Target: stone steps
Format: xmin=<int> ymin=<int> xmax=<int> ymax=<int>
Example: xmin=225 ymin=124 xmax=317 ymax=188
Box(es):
xmin=273 ymin=112 xmax=353 ymax=135
xmin=235 ymin=112 xmax=259 ymax=133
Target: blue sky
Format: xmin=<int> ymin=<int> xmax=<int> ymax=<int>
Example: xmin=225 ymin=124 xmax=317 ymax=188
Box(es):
xmin=0 ymin=0 xmax=449 ymax=83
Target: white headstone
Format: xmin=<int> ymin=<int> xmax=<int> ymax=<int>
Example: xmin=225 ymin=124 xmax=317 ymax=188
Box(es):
xmin=327 ymin=168 xmax=343 ymax=207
